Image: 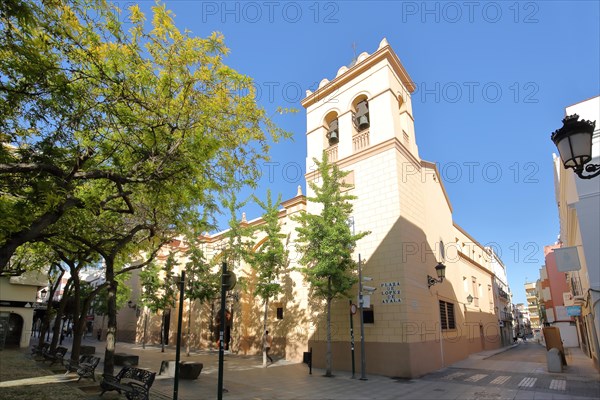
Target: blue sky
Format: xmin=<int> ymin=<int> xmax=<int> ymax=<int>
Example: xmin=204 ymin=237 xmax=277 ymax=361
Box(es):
xmin=123 ymin=1 xmax=600 ymax=305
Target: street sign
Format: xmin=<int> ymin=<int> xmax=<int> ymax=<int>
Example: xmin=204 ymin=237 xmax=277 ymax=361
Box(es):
xmin=223 ymin=271 xmax=237 ymax=291
xmin=350 ymin=304 xmax=357 ymax=315
xmin=566 ymin=305 xmax=581 ymax=316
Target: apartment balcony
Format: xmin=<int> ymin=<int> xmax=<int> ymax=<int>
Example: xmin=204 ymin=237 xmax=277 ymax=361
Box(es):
xmin=498 ymin=288 xmax=509 ymax=300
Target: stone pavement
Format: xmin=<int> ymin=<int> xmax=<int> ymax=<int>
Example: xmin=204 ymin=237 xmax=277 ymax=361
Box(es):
xmin=17 ymin=335 xmax=600 ymax=399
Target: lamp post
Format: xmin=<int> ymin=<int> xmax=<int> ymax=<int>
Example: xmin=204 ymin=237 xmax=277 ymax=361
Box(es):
xmin=39 ymin=289 xmax=48 ymax=340
xmin=551 ymin=114 xmax=598 ymax=179
xmin=173 ymin=271 xmax=185 ymax=400
xmin=217 ymin=263 xmax=236 ymax=400
xmin=358 ymin=254 xmax=368 ymax=380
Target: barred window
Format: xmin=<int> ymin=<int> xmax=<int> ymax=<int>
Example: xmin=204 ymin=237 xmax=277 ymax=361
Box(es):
xmin=439 ymin=300 xmax=456 ymax=330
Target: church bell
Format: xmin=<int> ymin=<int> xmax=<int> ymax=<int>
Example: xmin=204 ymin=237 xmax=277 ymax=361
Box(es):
xmin=355 ymin=100 xmax=370 ymax=131
xmin=327 ymin=119 xmax=339 ymax=145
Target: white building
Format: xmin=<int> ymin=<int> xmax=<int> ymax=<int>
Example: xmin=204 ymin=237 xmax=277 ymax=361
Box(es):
xmin=553 ymin=95 xmax=600 ymax=369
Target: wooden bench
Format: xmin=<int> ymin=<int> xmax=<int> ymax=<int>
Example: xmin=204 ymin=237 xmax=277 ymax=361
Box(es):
xmin=43 ymin=346 xmax=68 ymax=366
xmin=76 ymin=356 xmax=101 ymax=382
xmin=100 ymin=367 xmax=156 ymax=400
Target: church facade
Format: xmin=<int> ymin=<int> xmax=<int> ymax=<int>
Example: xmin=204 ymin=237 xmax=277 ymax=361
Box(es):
xmin=118 ymin=40 xmax=511 ymax=378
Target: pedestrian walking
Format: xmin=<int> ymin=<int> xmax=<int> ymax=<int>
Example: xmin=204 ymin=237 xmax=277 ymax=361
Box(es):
xmin=264 ymin=330 xmax=273 ymax=363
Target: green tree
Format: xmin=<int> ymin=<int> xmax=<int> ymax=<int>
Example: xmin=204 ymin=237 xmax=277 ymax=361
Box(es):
xmin=293 ymin=152 xmax=369 ymax=377
xmin=139 ymin=254 xmax=178 ymax=353
xmin=184 ymin=241 xmax=219 ymax=356
xmin=220 ymin=192 xmax=254 ymax=267
xmin=0 ymin=0 xmax=289 ymax=271
xmin=249 ymin=190 xmax=288 ymax=367
xmin=1 ymin=0 xmax=291 ymax=373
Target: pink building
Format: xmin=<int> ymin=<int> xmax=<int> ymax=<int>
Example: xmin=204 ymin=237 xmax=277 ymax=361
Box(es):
xmin=541 ymin=244 xmax=579 ymax=347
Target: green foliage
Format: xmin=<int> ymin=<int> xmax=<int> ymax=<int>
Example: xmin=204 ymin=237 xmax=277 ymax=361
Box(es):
xmin=93 ymin=273 xmax=131 ymax=316
xmin=0 ymin=0 xmax=291 ymax=269
xmin=249 ymin=190 xmax=288 ymax=301
xmin=294 ymin=152 xmax=369 ymax=301
xmin=139 ymin=254 xmax=178 ymax=314
xmin=184 ymin=242 xmax=219 ymax=304
xmin=220 ymin=192 xmax=254 ymax=267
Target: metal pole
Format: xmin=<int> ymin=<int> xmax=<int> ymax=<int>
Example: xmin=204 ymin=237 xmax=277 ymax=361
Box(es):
xmin=359 ymin=254 xmax=367 ymax=380
xmin=217 ymin=262 xmax=227 ymax=400
xmin=349 ymin=299 xmax=356 ymax=379
xmin=173 ymin=271 xmax=185 ymax=400
xmin=142 ymin=312 xmax=147 ymax=349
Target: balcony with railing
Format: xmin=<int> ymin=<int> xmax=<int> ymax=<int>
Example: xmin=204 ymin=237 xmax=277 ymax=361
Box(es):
xmin=570 ymin=275 xmax=583 ymax=297
xmin=326 ymin=144 xmax=338 ymax=162
xmin=352 ymin=130 xmax=370 ymax=152
xmin=498 ymin=287 xmax=509 ymax=300
xmin=500 ymin=311 xmax=513 ymax=321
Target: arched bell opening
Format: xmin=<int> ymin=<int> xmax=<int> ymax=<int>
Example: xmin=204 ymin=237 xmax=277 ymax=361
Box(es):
xmin=352 ymin=95 xmax=370 ymax=133
xmin=324 ymin=111 xmax=339 ymax=147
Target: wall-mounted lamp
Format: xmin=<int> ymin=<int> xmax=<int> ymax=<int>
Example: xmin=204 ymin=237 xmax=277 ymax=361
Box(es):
xmin=427 ymin=262 xmax=446 ymax=288
xmin=551 ymin=114 xmax=598 ymax=179
xmin=467 ymin=294 xmax=474 ymax=304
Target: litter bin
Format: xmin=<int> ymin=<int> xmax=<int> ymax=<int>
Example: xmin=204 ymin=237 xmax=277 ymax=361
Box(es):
xmin=303 ymin=348 xmax=312 ymax=375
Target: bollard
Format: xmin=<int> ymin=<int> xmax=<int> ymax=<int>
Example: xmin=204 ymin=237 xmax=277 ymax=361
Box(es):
xmin=546 ymin=348 xmax=562 ymax=373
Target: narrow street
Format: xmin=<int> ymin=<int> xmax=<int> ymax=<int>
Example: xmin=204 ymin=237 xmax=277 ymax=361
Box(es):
xmin=422 ymin=341 xmax=599 ymax=399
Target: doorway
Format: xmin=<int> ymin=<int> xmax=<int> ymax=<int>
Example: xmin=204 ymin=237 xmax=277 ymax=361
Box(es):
xmin=5 ymin=313 xmax=24 ymax=348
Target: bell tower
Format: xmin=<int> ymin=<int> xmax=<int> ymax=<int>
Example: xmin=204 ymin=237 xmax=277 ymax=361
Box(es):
xmin=301 ymin=39 xmax=445 ymax=378
xmin=302 ymin=38 xmax=419 ymax=172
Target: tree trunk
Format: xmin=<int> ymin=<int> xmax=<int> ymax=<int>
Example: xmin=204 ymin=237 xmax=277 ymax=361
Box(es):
xmin=49 ymin=283 xmax=71 ymax=351
xmin=103 ymin=273 xmax=117 ymax=375
xmin=38 ymin=270 xmax=63 ymax=348
xmin=71 ymin=315 xmax=87 ymax=363
xmin=262 ymin=297 xmax=269 ymax=368
xmin=70 ymin=290 xmax=96 ymax=364
xmin=325 ymin=278 xmax=332 ymax=377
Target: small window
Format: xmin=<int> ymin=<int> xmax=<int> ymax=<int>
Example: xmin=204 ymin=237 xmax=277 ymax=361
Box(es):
xmin=363 ymin=308 xmax=374 ymax=324
xmin=276 ymin=307 xmax=283 ymax=320
xmin=439 ymin=300 xmax=456 ymax=330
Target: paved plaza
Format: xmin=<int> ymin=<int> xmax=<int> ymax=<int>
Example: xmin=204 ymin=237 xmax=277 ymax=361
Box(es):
xmin=1 ymin=337 xmax=598 ymax=399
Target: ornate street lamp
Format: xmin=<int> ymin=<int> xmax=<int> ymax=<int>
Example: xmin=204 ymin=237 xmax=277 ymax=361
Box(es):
xmin=551 ymin=114 xmax=599 ymax=179
xmin=427 ymin=262 xmax=447 ymax=288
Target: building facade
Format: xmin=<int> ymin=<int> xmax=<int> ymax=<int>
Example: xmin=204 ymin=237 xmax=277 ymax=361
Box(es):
xmin=0 ymin=272 xmax=47 ymax=348
xmin=553 ymin=95 xmax=600 ymax=370
xmin=539 ymin=244 xmax=579 ymax=347
xmin=125 ymin=40 xmax=514 ymax=378
xmin=524 ymin=282 xmax=541 ymax=328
